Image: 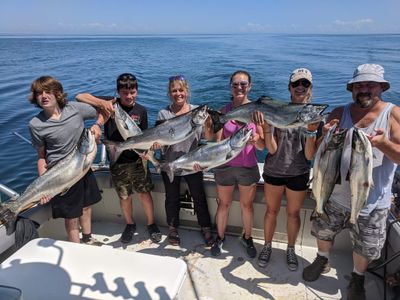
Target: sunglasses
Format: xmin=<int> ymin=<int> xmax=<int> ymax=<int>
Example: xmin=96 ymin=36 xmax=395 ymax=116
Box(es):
xmin=231 ymin=81 xmax=249 ymax=88
xmin=117 ymin=73 xmax=137 ymax=81
xmin=169 ymin=75 xmax=186 ymax=81
xmin=290 ymin=79 xmax=311 ymax=88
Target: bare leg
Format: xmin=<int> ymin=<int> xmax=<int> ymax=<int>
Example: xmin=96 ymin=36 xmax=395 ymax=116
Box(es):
xmin=215 ymin=185 xmax=234 ymax=239
xmin=80 ymin=206 xmax=92 ymax=235
xmin=120 ymin=195 xmax=134 ymax=224
xmin=285 ymin=188 xmax=307 ymax=246
xmin=263 ymin=183 xmax=284 ymax=242
xmin=65 ymin=218 xmax=80 ymax=243
xmin=238 ymin=184 xmax=256 ymax=239
xmin=353 ymin=251 xmax=369 ymax=273
xmin=138 ymin=192 xmax=155 ymax=225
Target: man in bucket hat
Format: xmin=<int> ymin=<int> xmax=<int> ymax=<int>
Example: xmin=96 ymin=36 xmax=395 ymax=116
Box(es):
xmin=303 ymin=64 xmax=400 ymax=300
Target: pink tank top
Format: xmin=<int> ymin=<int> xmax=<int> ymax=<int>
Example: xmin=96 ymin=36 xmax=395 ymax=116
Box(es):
xmin=222 ymin=102 xmax=258 ymax=167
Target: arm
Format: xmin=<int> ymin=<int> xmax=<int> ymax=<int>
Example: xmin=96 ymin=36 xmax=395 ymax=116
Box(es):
xmin=37 ymin=147 xmax=47 ymax=176
xmin=252 ymin=110 xmax=277 ymax=154
xmin=76 ymin=93 xmax=114 ymax=115
xmin=369 ymin=105 xmax=400 ymax=164
xmin=304 ymin=121 xmax=321 ymax=160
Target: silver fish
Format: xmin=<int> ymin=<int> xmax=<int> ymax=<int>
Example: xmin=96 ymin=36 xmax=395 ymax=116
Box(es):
xmin=349 ymin=128 xmax=373 ymax=224
xmin=312 ymin=124 xmax=348 ymax=215
xmin=159 ymin=125 xmax=253 ymax=182
xmin=104 ymin=105 xmax=209 ymax=164
xmin=209 ymin=96 xmax=328 ymax=132
xmin=114 ymin=102 xmax=142 ymax=140
xmin=0 ymin=129 xmax=97 ymax=235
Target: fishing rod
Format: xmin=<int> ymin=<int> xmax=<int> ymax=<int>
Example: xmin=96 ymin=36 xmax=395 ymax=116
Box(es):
xmin=12 ymin=131 xmax=32 ymax=146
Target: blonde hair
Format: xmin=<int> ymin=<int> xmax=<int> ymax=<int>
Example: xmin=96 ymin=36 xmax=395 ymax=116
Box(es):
xmin=167 ymin=77 xmax=191 ymax=103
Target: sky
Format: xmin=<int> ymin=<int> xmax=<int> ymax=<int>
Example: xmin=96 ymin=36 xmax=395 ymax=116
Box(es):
xmin=1 ymin=0 xmax=399 ymax=35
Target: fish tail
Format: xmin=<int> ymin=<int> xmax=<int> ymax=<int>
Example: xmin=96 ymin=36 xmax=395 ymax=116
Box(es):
xmin=103 ymin=141 xmax=121 ymax=165
xmin=164 ymin=163 xmax=175 ymax=183
xmin=208 ymin=109 xmax=225 ymax=133
xmin=0 ymin=208 xmax=17 ymax=235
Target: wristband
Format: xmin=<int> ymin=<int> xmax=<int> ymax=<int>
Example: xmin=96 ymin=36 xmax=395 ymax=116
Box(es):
xmin=305 ymin=130 xmax=317 ymax=138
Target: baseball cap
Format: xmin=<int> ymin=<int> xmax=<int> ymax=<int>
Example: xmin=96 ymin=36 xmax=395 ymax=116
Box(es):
xmin=289 ymin=68 xmax=313 ymax=83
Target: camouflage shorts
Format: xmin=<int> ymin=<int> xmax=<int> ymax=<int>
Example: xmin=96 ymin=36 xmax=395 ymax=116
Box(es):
xmin=311 ymin=200 xmax=389 ymax=260
xmin=110 ymin=160 xmax=154 ymax=199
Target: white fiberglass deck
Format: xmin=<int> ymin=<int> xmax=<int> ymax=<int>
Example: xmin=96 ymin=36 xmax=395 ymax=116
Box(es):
xmin=35 ymin=220 xmax=385 ymax=300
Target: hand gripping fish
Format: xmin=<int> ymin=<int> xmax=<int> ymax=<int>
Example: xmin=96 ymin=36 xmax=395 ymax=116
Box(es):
xmin=209 ymin=96 xmax=328 ymax=133
xmin=159 ymin=125 xmax=253 ymax=182
xmin=0 ymin=129 xmax=97 ymax=235
xmin=349 ymin=128 xmax=373 ymax=224
xmin=103 ymin=105 xmax=209 ymax=164
xmin=311 ymin=124 xmax=348 ymax=216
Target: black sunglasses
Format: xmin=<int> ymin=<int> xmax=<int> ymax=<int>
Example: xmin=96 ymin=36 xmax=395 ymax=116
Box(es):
xmin=117 ymin=73 xmax=137 ymax=81
xmin=290 ymin=79 xmax=311 ymax=88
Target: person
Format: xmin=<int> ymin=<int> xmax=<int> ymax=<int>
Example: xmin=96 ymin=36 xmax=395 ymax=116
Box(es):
xmin=28 ymin=76 xmax=105 ymax=245
xmin=76 ymin=73 xmax=162 ymax=244
xmin=253 ymin=68 xmax=320 ymax=271
xmin=210 ymin=70 xmax=265 ymax=258
xmin=302 ymin=64 xmax=400 ymax=300
xmin=156 ymin=75 xmax=213 ymax=246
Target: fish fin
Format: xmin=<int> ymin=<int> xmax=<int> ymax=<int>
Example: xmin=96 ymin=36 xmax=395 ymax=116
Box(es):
xmin=208 ymin=109 xmax=225 ymax=133
xmin=60 ymin=187 xmax=71 ymax=196
xmin=257 ymin=95 xmax=274 ymax=103
xmin=103 ymin=141 xmax=122 ymax=165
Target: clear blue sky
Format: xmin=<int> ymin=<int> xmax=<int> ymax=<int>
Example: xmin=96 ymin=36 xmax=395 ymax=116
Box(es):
xmin=1 ymin=0 xmax=399 ymax=35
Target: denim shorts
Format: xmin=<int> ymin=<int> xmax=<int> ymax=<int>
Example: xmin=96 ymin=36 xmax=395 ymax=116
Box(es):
xmin=110 ymin=159 xmax=154 ymax=199
xmin=214 ymin=165 xmax=260 ymax=186
xmin=262 ymin=172 xmax=310 ymax=191
xmin=311 ymin=200 xmax=389 ymax=260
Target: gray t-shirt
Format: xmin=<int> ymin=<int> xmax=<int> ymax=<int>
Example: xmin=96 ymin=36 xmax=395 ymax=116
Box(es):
xmin=157 ymin=104 xmax=202 ymax=176
xmin=29 ymin=101 xmax=97 ymax=168
xmin=263 ymin=127 xmax=311 ymax=177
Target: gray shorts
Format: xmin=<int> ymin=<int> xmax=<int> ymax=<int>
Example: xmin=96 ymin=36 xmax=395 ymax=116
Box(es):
xmin=214 ymin=165 xmax=260 ymax=186
xmin=110 ymin=160 xmax=154 ymax=199
xmin=311 ymin=200 xmax=389 ymax=260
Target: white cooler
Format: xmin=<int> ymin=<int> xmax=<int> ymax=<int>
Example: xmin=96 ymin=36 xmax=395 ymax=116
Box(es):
xmin=0 ymin=238 xmax=187 ymax=300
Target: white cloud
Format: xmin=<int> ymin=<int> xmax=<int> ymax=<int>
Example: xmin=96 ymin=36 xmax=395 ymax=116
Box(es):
xmin=333 ymin=18 xmax=374 ymax=30
xmin=240 ymin=22 xmax=272 ymax=33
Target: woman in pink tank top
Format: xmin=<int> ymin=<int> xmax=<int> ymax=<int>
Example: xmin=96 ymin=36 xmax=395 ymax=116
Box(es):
xmin=210 ymin=70 xmax=265 ymax=258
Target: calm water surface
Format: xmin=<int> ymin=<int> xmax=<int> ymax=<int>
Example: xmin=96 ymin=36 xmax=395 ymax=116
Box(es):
xmin=0 ymin=34 xmax=399 ymax=192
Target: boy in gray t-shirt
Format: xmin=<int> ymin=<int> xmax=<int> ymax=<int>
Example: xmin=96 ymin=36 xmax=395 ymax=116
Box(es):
xmin=29 ymin=76 xmax=105 ymax=245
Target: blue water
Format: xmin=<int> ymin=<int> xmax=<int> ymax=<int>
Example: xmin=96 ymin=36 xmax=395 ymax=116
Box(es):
xmin=1 ymin=34 xmax=400 ymax=193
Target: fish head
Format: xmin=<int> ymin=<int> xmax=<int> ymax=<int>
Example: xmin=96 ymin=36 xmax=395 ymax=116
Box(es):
xmin=78 ymin=129 xmax=96 ymax=155
xmin=298 ymin=104 xmax=329 ymax=124
xmin=229 ymin=125 xmax=252 ymax=149
xmin=192 ymin=105 xmax=209 ymax=126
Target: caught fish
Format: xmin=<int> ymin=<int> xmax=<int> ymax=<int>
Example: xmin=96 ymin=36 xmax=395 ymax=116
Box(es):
xmin=311 ymin=124 xmax=347 ymax=215
xmin=114 ymin=102 xmax=142 ymax=140
xmin=0 ymin=129 xmax=97 ymax=235
xmin=158 ymin=125 xmax=253 ymax=182
xmin=209 ymin=96 xmax=328 ymax=132
xmin=349 ymin=128 xmax=373 ymax=224
xmin=104 ymin=105 xmax=209 ymax=164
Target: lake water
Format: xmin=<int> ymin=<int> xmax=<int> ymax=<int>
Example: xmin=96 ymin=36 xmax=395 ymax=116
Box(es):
xmin=0 ymin=34 xmax=399 ymax=193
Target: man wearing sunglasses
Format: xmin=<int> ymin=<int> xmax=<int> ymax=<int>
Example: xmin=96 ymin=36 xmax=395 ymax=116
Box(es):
xmin=303 ymin=64 xmax=400 ymax=300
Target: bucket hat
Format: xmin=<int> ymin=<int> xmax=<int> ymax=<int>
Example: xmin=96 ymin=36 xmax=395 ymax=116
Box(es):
xmin=347 ymin=64 xmax=390 ymax=91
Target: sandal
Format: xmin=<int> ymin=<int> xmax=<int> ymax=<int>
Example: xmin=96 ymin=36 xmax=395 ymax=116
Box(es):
xmin=168 ymin=227 xmax=180 ymax=246
xmin=201 ymin=227 xmax=214 ymax=247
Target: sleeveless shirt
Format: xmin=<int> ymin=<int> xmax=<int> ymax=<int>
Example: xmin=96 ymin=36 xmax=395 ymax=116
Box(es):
xmin=330 ymin=102 xmax=397 ymax=214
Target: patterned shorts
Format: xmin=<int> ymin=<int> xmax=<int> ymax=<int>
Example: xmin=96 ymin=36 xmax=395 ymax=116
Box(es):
xmin=110 ymin=159 xmax=154 ymax=199
xmin=311 ymin=200 xmax=389 ymax=260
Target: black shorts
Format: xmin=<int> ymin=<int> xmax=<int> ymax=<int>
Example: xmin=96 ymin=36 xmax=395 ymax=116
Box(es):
xmin=51 ymin=169 xmax=102 ymax=219
xmin=262 ymin=172 xmax=310 ymax=191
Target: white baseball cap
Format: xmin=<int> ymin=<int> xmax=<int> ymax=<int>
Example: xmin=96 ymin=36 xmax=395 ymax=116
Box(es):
xmin=289 ymin=68 xmax=313 ymax=83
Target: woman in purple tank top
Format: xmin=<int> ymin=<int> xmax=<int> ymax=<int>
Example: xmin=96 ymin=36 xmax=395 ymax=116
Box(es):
xmin=210 ymin=70 xmax=265 ymax=258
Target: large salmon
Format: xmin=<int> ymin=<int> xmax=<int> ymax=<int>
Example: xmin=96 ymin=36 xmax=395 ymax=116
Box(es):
xmin=0 ymin=129 xmax=97 ymax=235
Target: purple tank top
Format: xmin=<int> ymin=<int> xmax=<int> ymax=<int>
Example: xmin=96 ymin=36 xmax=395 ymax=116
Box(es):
xmin=222 ymin=102 xmax=258 ymax=167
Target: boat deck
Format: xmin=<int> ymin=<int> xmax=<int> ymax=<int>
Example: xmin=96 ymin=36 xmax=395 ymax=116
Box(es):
xmin=38 ymin=219 xmax=385 ymax=300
